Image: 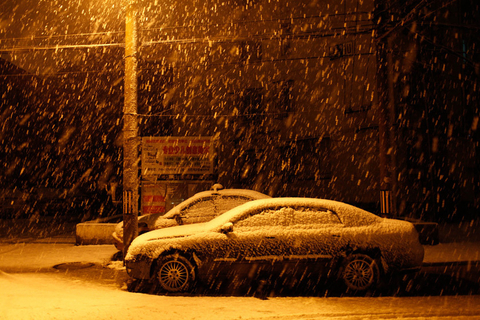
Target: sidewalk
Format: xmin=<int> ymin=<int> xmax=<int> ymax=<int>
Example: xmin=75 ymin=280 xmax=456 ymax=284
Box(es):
xmin=422 ymin=219 xmax=480 ymax=264
xmin=0 ymin=236 xmax=479 ymax=273
xmin=423 ymin=241 xmax=480 ymax=264
xmin=0 ymin=218 xmax=479 ymax=273
xmin=0 ymin=241 xmax=119 ymax=273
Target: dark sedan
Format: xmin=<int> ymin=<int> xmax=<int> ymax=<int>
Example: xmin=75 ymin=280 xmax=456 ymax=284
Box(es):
xmin=125 ymin=198 xmax=424 ymax=293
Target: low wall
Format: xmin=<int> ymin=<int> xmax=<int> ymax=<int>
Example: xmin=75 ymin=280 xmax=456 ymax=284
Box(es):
xmin=75 ymin=222 xmax=117 ymax=245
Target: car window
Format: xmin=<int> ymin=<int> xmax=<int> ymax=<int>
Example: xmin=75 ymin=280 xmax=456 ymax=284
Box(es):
xmin=180 ymin=196 xmax=217 ymax=222
xmin=214 ymin=195 xmax=255 ymax=216
xmin=292 ymin=207 xmax=342 ymax=226
xmin=234 ymin=207 xmax=292 ymax=228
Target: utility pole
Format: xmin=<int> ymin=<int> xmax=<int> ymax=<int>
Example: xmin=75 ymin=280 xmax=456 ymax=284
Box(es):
xmin=386 ymin=35 xmax=398 ymax=217
xmin=123 ymin=0 xmax=139 ymax=257
xmin=375 ymin=42 xmax=393 ymax=216
xmin=374 ymin=0 xmax=395 ymax=217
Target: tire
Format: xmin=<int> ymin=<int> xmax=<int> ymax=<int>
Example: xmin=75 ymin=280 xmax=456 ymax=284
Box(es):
xmin=155 ymin=254 xmax=195 ymax=292
xmin=340 ymin=253 xmax=380 ymax=292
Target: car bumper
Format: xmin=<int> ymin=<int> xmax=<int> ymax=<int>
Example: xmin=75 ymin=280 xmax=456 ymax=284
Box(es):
xmin=126 ymin=258 xmax=154 ymax=280
xmin=111 ymin=232 xmax=124 ymax=251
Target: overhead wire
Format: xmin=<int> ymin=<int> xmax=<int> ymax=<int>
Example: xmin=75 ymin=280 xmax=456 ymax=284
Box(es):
xmin=373 ymin=0 xmax=476 ymax=67
xmin=0 ymin=10 xmax=374 ymax=50
xmin=0 ymin=9 xmax=376 ymax=78
xmin=376 ymin=0 xmax=462 ymax=41
xmin=406 ymin=26 xmax=477 ymax=68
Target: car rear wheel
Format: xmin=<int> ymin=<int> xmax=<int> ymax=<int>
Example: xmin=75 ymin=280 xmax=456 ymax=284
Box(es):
xmin=155 ymin=254 xmax=195 ymax=292
xmin=340 ymin=253 xmax=380 ymax=292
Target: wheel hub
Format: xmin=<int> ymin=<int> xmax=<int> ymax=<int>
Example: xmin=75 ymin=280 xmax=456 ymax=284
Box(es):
xmin=168 ymin=269 xmax=181 ymax=281
xmin=159 ymin=260 xmax=190 ymax=291
xmin=343 ymin=255 xmax=378 ymax=291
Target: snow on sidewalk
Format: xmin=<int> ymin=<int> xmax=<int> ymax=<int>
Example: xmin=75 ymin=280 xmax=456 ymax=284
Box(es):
xmin=0 ymin=242 xmax=118 ymax=272
xmin=1 ymin=240 xmax=480 ymax=274
xmin=1 ymin=272 xmax=480 ymax=320
xmin=423 ymin=242 xmax=480 ymax=264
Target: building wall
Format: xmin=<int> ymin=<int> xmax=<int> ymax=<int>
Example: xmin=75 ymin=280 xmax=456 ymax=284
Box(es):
xmin=382 ymin=0 xmax=480 ymax=221
xmin=138 ymin=0 xmax=380 ymax=208
xmin=2 ymin=0 xmax=477 ymax=221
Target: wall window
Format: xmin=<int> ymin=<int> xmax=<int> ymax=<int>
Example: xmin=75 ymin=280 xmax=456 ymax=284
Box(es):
xmin=280 ymin=22 xmax=293 ymax=57
xmin=240 ymin=87 xmax=264 ymax=122
xmin=272 ymin=80 xmax=294 ymax=118
xmin=281 ymin=138 xmax=332 ymax=181
xmin=239 ymin=41 xmax=262 ymax=63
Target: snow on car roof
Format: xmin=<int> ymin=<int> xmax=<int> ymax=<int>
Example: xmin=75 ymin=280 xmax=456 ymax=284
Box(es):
xmin=162 ymin=188 xmax=270 ymax=218
xmin=135 ymin=197 xmax=381 ymax=244
xmin=195 ymin=188 xmax=270 ymax=199
xmin=204 ymin=197 xmax=382 ymax=230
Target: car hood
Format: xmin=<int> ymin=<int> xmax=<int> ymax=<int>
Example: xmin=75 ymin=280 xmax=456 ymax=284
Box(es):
xmin=132 ymin=222 xmax=208 ymax=243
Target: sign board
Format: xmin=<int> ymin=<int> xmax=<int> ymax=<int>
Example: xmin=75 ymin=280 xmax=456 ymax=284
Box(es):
xmin=142 ymin=136 xmax=214 ymax=176
xmin=329 ymin=41 xmax=354 ymax=58
xmin=141 ymin=184 xmax=166 ymax=215
xmin=141 ymin=180 xmax=215 ymax=215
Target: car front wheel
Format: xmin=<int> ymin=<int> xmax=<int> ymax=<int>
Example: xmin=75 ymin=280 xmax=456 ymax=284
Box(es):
xmin=155 ymin=254 xmax=195 ymax=292
xmin=340 ymin=253 xmax=380 ymax=292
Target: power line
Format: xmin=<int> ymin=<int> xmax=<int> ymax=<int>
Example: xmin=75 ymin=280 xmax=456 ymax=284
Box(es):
xmin=0 ymin=26 xmax=376 ymax=54
xmin=0 ymin=28 xmax=376 ymax=53
xmin=407 ymin=27 xmax=477 ymax=67
xmin=0 ymin=51 xmax=375 ymax=78
xmin=0 ymin=11 xmax=374 ymax=50
xmin=142 ymin=11 xmax=374 ymax=33
xmin=376 ymin=0 xmax=429 ymax=41
xmin=376 ymin=0 xmax=461 ymax=41
xmin=0 ymin=30 xmax=124 ymax=43
xmin=0 ymin=42 xmax=124 ymax=53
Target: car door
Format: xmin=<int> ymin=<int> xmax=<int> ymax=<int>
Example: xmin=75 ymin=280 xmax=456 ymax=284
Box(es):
xmin=288 ymin=206 xmax=345 ymax=256
xmin=194 ymin=207 xmax=292 ymax=286
xmin=291 ymin=207 xmax=344 ymax=251
xmin=210 ymin=207 xmax=291 ymax=263
xmin=282 ymin=206 xmax=345 ymax=278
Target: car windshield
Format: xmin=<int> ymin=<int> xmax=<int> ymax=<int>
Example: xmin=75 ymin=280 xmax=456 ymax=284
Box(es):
xmin=161 ymin=197 xmax=205 ymax=219
xmin=161 ymin=191 xmax=268 ymax=220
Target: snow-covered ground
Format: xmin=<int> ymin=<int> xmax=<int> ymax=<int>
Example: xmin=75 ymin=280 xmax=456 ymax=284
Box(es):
xmin=1 ymin=271 xmax=480 ymax=320
xmin=423 ymin=242 xmax=480 ymax=264
xmin=1 ymin=239 xmax=480 ymax=319
xmin=0 ymin=242 xmax=118 ymax=272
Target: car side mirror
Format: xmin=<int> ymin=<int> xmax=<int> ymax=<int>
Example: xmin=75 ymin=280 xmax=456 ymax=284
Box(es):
xmin=220 ymin=222 xmax=233 ymax=234
xmin=173 ymin=214 xmax=183 ymax=225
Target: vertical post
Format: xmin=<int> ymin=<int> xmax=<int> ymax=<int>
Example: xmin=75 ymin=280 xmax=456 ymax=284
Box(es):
xmin=374 ymin=1 xmax=392 ymax=217
xmin=123 ymin=0 xmax=139 ymax=257
xmin=386 ymin=35 xmax=398 ymax=216
xmin=375 ymin=50 xmax=392 ymax=216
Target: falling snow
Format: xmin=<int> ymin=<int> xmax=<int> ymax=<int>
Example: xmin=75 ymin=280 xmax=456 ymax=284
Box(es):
xmin=0 ymin=0 xmax=479 ymax=315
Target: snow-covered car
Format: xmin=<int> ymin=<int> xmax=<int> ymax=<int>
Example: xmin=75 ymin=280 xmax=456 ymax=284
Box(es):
xmin=112 ymin=186 xmax=270 ymax=251
xmin=125 ymin=198 xmax=424 ymax=293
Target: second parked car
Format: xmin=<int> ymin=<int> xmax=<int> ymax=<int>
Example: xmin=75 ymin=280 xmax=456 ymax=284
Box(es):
xmin=112 ymin=185 xmax=270 ymax=251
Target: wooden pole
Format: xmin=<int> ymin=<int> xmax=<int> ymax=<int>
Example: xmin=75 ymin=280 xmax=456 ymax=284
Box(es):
xmin=123 ymin=0 xmax=139 ymax=257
